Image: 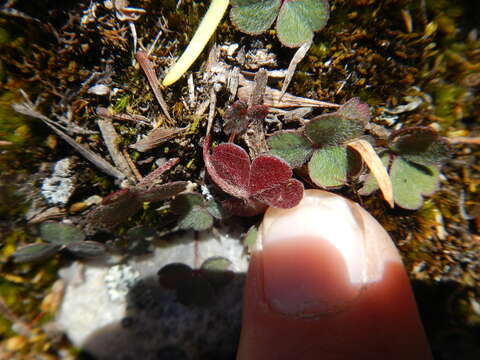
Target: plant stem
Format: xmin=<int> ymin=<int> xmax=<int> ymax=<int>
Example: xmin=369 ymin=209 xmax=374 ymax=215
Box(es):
xmin=162 ymin=0 xmax=230 ymax=87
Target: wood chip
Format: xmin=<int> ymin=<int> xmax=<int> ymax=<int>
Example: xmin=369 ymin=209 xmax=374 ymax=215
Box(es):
xmin=447 ymin=136 xmax=480 ymax=144
xmin=248 ymin=67 xmax=268 ymax=107
xmin=206 ymin=86 xmax=217 ymax=136
xmin=237 ymin=83 xmax=339 ymax=109
xmin=347 ymin=139 xmax=394 ymax=208
xmin=98 ymin=119 xmax=135 ymax=180
xmin=242 ymin=69 xmax=269 ymax=158
xmin=27 ymin=207 xmax=66 ymax=224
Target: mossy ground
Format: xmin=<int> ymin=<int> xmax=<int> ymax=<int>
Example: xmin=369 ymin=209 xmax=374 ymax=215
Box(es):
xmin=0 ymin=0 xmax=479 ymax=358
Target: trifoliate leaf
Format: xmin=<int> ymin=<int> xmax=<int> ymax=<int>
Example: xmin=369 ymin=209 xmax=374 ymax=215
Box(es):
xmin=206 ymin=198 xmax=229 ymax=220
xmin=308 ymin=146 xmax=362 ymax=188
xmin=267 ymin=131 xmax=312 ymax=168
xmin=276 ymin=0 xmax=330 ymax=47
xmin=201 ymin=257 xmax=235 ymax=289
xmin=337 ymin=97 xmax=371 ymax=125
xmin=66 ymin=241 xmax=107 ymax=258
xmin=171 ymin=193 xmax=213 ymax=231
xmin=389 ymin=127 xmax=451 ymax=166
xmin=305 ymin=114 xmax=364 ymax=146
xmin=230 ymin=0 xmax=281 ymax=35
xmin=223 ymin=100 xmax=249 ymax=136
xmin=203 ymin=135 xmax=304 ymax=211
xmin=390 ymin=157 xmax=440 ymax=210
xmin=12 ymin=243 xmax=60 ymax=263
xmin=40 ymin=222 xmax=85 ymax=245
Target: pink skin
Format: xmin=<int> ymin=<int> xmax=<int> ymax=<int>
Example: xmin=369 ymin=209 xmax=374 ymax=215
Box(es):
xmin=236 ymin=190 xmax=432 ymax=360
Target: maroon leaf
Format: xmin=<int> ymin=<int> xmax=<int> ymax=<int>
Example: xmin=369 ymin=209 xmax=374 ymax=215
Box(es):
xmin=204 ymin=136 xmax=250 ymax=198
xmin=203 ymin=135 xmax=304 ymax=214
xmin=253 ymin=179 xmax=304 ymax=209
xmin=223 ymin=100 xmax=249 ymax=136
xmin=136 ymin=181 xmax=188 ymax=203
xmin=247 ymin=104 xmax=269 ymax=122
xmin=222 ymin=197 xmax=268 ymax=217
xmin=249 ymin=155 xmax=292 ymax=195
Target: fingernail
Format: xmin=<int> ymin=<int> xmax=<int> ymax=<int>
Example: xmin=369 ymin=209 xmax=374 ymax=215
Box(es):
xmin=257 ymin=189 xmax=399 ymax=317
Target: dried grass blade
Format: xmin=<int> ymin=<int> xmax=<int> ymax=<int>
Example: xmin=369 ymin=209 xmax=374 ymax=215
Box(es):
xmin=138 ymin=158 xmax=180 ymax=188
xmin=347 ymin=139 xmax=394 ymax=208
xmin=136 ymin=51 xmax=173 ymax=123
xmin=131 ymin=126 xmax=187 ymax=152
xmin=280 ymin=39 xmax=312 ymax=100
xmin=98 ymin=119 xmax=135 ymax=180
xmin=13 ymin=102 xmax=125 ymax=181
xmin=447 ymin=136 xmax=480 ymax=144
xmin=237 ymin=84 xmax=338 ymax=109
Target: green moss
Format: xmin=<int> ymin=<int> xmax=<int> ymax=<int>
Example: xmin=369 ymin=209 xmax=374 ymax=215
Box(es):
xmin=431 ymin=82 xmax=466 ymax=127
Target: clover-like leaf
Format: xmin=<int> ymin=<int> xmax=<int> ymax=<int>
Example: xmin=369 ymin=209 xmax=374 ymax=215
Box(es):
xmin=308 ymin=146 xmax=362 ymax=188
xmin=171 ymin=193 xmax=214 ymax=231
xmin=230 ymin=0 xmax=281 ymax=35
xmin=40 ymin=222 xmax=85 ymax=245
xmin=223 ymin=100 xmax=249 ymax=136
xmin=223 ymin=101 xmax=269 ymax=138
xmin=66 ymin=241 xmax=107 ymax=258
xmin=231 ymin=0 xmax=329 ymax=48
xmin=12 ymin=243 xmax=60 ymax=263
xmin=337 ymin=97 xmax=371 ymax=125
xmin=305 ymin=114 xmax=365 ymax=147
xmin=268 ymin=131 xmax=312 ymax=168
xmin=276 ymin=0 xmax=330 ymax=47
xmin=203 ymin=135 xmax=304 ymax=212
xmin=389 ymin=127 xmax=451 ymax=166
xmin=389 ymin=157 xmax=440 ymax=210
xmin=200 ymin=256 xmax=235 ymax=289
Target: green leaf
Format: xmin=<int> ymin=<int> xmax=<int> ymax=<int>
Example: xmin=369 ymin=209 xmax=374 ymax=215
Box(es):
xmin=171 ymin=193 xmax=213 ymax=231
xmin=201 ymin=256 xmax=235 ymax=289
xmin=305 ymin=114 xmax=364 ymax=146
xmin=243 ymin=225 xmax=258 ymax=253
xmin=230 ymin=0 xmax=281 ymax=35
xmin=308 ymin=146 xmax=362 ymax=188
xmin=40 ymin=222 xmax=85 ymax=245
xmin=389 ymin=127 xmax=451 ymax=166
xmin=390 ymin=157 xmax=440 ymax=210
xmin=337 ymin=97 xmax=371 ymax=125
xmin=12 ymin=243 xmax=60 ymax=263
xmin=205 ymin=198 xmax=229 ymax=220
xmin=267 ymin=131 xmax=312 ymax=168
xmin=358 ymin=152 xmax=390 ymax=196
xmin=66 ymin=241 xmax=107 ymax=257
xmin=276 ymin=0 xmax=330 ymax=47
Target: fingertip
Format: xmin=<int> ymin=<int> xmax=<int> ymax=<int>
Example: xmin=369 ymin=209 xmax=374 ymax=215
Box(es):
xmin=237 ymin=190 xmax=432 ymax=360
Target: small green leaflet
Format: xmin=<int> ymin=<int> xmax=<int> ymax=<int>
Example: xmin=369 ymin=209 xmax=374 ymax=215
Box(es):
xmin=230 ymin=0 xmax=330 ymax=47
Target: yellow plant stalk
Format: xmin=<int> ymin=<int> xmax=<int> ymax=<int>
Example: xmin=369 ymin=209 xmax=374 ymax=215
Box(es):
xmin=163 ymin=0 xmax=230 ymax=87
